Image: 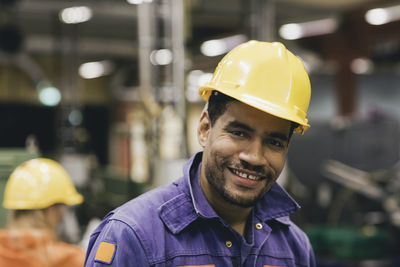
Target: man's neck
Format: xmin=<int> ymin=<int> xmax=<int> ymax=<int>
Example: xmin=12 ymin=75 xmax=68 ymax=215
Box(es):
xmin=199 ymin=176 xmax=253 ymax=236
xmin=211 ymin=201 xmax=252 ymax=236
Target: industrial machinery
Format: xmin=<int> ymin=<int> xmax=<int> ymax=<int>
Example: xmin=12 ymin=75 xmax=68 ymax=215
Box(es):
xmin=286 ymin=117 xmax=400 ymax=265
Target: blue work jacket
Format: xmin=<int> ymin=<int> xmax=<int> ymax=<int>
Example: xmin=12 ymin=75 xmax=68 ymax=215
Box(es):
xmin=85 ymin=152 xmax=316 ymax=267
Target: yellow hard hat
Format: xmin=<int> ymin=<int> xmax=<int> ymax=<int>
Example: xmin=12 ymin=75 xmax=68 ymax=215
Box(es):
xmin=2 ymin=158 xmax=83 ymax=210
xmin=199 ymin=40 xmax=311 ymax=134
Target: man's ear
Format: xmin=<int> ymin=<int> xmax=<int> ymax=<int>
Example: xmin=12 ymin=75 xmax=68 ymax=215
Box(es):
xmin=197 ymin=110 xmax=211 ymax=148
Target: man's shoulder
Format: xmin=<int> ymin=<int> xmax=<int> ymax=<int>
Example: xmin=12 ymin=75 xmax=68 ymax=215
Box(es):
xmin=108 ymin=177 xmax=190 ymax=227
xmin=90 ymin=176 xmax=198 ymax=261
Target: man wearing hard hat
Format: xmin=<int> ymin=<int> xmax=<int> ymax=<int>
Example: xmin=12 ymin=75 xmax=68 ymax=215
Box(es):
xmin=0 ymin=158 xmax=85 ymax=267
xmin=85 ymin=41 xmax=316 ymax=266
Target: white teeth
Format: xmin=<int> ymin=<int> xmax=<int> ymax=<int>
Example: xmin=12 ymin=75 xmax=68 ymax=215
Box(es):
xmin=232 ymin=169 xmax=262 ymax=180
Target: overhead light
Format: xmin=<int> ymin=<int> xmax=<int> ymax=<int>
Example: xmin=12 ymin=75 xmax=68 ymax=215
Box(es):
xmin=68 ymin=109 xmax=83 ymax=126
xmin=200 ymin=34 xmax=248 ymax=57
xmin=36 ymin=81 xmax=61 ymax=106
xmin=150 ymin=49 xmax=173 ymax=65
xmin=279 ymin=24 xmax=302 ymax=40
xmin=186 ymin=70 xmax=213 ymax=102
xmin=365 ymin=5 xmax=400 ymax=25
xmin=79 ymin=60 xmax=113 ymax=79
xmin=350 ymin=57 xmax=374 ymax=74
xmin=59 ymin=6 xmax=92 ymax=24
xmin=38 ymin=86 xmax=61 ymax=106
xmin=187 ymin=70 xmax=213 ymax=88
xmin=127 ymin=0 xmax=153 ymax=4
xmin=279 ymin=18 xmax=338 ymax=40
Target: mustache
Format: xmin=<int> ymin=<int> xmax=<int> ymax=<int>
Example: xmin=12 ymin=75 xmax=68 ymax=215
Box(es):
xmin=230 ymin=160 xmax=269 ymax=177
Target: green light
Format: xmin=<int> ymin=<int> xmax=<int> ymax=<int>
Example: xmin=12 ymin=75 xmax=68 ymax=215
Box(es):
xmin=38 ymin=86 xmax=61 ymax=106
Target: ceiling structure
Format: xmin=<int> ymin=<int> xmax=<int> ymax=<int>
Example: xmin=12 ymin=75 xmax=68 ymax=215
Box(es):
xmin=1 ymin=0 xmax=399 ymax=156
xmin=1 ymin=0 xmax=400 ymax=88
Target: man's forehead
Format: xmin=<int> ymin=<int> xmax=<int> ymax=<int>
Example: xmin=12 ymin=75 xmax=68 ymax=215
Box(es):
xmin=226 ymin=101 xmax=288 ymax=122
xmin=220 ymin=103 xmax=291 ymax=133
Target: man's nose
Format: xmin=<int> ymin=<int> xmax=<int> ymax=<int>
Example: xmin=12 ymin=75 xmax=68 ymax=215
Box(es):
xmin=238 ymin=139 xmax=267 ymax=167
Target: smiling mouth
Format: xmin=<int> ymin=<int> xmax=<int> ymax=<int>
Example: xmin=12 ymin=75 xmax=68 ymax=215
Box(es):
xmin=229 ymin=168 xmax=265 ymax=181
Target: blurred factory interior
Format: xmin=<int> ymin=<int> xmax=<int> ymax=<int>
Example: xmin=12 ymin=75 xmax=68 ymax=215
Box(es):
xmin=1 ymin=0 xmax=400 ymax=265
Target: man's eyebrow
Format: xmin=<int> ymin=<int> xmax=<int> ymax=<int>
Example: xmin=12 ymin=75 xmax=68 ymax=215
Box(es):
xmin=224 ymin=120 xmax=254 ymax=132
xmin=268 ymin=132 xmax=289 ymax=142
xmin=225 ymin=120 xmax=289 ymax=141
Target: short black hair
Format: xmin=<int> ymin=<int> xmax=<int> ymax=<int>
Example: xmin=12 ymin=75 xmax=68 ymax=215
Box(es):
xmin=207 ymin=91 xmax=235 ymax=126
xmin=207 ymin=91 xmax=299 ymax=138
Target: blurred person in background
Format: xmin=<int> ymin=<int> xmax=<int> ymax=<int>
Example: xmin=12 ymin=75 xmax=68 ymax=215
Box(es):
xmin=0 ymin=158 xmax=85 ymax=267
xmin=85 ymin=40 xmax=315 ymax=266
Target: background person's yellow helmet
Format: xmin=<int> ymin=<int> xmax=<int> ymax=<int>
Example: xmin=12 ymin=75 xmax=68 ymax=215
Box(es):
xmin=199 ymin=40 xmax=311 ymax=134
xmin=2 ymin=158 xmax=83 ymax=210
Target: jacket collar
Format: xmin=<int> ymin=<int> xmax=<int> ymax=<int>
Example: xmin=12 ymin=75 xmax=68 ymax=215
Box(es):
xmin=158 ymin=153 xmax=206 ymax=234
xmin=159 ymin=152 xmax=300 ymax=234
xmin=254 ymin=183 xmax=300 ymax=223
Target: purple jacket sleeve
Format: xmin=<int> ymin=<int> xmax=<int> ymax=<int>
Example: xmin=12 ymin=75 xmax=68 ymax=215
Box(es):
xmin=84 ymin=217 xmax=150 ymax=267
xmin=309 ymin=243 xmax=316 ymax=267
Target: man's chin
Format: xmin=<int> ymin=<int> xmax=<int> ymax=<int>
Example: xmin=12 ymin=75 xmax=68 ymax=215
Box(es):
xmin=220 ymin=192 xmax=260 ymax=208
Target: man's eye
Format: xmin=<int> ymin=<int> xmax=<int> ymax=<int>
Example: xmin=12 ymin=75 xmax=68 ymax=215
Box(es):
xmin=268 ymin=139 xmax=284 ymax=148
xmin=231 ymin=131 xmax=245 ymax=137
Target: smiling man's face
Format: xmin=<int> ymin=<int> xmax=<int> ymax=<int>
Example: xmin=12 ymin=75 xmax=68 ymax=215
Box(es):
xmin=198 ymin=101 xmax=291 ymax=208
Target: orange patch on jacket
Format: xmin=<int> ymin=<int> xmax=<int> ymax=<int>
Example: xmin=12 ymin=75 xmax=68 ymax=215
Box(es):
xmin=94 ymin=241 xmax=116 ymax=264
